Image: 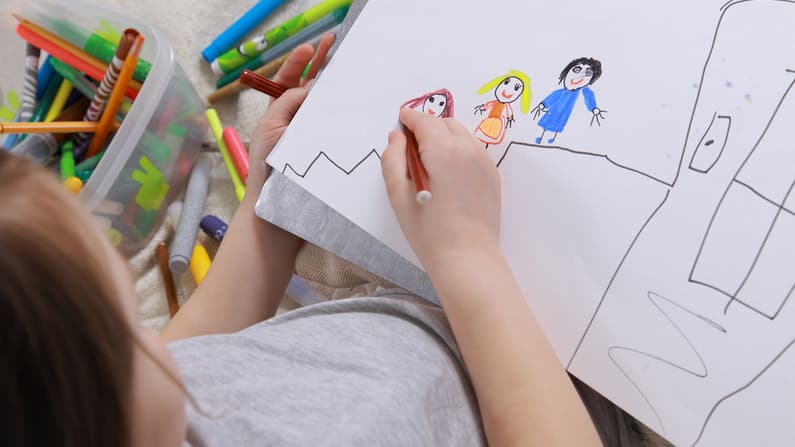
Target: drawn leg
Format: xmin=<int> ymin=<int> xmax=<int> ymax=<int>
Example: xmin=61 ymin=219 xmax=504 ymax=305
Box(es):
xmin=535 ymin=129 xmax=545 ymax=145
xmin=548 ymin=132 xmax=559 ymax=144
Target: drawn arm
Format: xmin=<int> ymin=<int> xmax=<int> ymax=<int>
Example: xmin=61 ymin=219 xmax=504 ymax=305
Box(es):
xmin=474 ymin=100 xmax=497 ymax=115
xmin=531 ymin=89 xmax=563 ymax=120
xmin=583 ymin=87 xmax=607 ymax=127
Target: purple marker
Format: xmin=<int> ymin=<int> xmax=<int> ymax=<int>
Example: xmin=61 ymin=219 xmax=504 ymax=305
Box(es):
xmin=200 ymin=214 xmax=228 ymax=241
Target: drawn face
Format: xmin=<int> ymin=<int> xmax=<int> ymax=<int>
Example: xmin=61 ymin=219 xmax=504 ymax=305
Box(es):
xmin=421 ymin=94 xmax=448 ymax=117
xmin=494 ymin=76 xmax=524 ymax=104
xmin=564 ymin=64 xmax=594 ymax=91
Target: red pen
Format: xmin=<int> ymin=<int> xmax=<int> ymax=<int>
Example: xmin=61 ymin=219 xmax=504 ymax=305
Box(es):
xmin=222 ymin=127 xmax=249 ymax=182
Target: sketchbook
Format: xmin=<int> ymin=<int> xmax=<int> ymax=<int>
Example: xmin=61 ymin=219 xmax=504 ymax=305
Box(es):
xmin=265 ymin=0 xmax=795 ymax=445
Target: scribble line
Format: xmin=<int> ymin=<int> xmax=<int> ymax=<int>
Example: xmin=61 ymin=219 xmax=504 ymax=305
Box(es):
xmin=567 ymin=190 xmax=672 ymax=369
xmin=607 ymin=291 xmax=725 ymax=435
xmin=281 ymin=149 xmax=381 ymax=178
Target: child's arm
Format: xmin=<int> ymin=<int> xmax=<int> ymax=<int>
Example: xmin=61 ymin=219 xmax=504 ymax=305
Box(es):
xmin=161 ymin=45 xmax=317 ymax=342
xmin=381 ymin=109 xmax=601 ymax=446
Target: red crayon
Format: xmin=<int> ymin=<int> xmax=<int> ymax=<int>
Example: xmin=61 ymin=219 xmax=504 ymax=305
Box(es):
xmin=239 ymin=69 xmax=288 ymax=98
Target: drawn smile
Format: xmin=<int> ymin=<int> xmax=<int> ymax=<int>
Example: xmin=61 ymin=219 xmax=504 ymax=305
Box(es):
xmin=570 ymin=78 xmax=585 ymax=86
xmin=427 ymin=109 xmax=436 ymax=115
xmin=501 ymin=90 xmax=515 ymax=99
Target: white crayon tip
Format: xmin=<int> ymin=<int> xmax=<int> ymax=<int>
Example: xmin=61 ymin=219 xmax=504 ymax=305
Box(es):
xmin=416 ymin=190 xmax=432 ymax=205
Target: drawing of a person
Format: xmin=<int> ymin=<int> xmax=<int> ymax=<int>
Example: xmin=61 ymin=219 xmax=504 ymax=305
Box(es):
xmin=473 ymin=70 xmax=531 ymax=147
xmin=531 ymin=58 xmax=606 ymax=145
xmin=400 ymin=89 xmax=455 ymax=118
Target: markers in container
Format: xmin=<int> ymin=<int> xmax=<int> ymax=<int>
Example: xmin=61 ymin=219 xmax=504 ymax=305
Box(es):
xmin=35 ymin=55 xmax=54 ymax=100
xmin=20 ymin=44 xmax=40 ymax=122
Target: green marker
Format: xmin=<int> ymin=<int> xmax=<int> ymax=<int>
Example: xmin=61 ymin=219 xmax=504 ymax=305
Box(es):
xmin=210 ymin=0 xmax=352 ymax=75
xmin=49 ymin=58 xmax=98 ymax=100
xmin=85 ymin=33 xmax=152 ymax=83
xmin=60 ymin=140 xmax=76 ymax=181
xmin=75 ymin=150 xmax=105 ymax=172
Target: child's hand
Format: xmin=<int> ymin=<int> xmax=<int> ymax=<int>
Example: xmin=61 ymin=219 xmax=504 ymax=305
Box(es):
xmin=381 ymin=109 xmax=502 ymax=270
xmin=245 ymin=33 xmax=336 ymax=201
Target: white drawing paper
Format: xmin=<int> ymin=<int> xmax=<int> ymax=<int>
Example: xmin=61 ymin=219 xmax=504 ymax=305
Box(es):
xmin=267 ymin=1 xmax=795 ymax=445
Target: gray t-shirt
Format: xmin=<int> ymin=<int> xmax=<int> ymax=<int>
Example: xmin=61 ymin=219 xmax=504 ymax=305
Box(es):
xmin=169 ymin=293 xmax=486 ymax=446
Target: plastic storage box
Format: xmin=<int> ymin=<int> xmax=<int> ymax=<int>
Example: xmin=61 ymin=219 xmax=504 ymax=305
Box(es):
xmin=0 ymin=0 xmax=206 ymax=255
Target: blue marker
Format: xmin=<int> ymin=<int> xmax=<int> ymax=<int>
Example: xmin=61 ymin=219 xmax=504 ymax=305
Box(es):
xmin=201 ymin=0 xmax=288 ymax=63
xmin=200 ymin=214 xmax=228 ymax=241
xmin=35 ymin=56 xmax=54 ymax=101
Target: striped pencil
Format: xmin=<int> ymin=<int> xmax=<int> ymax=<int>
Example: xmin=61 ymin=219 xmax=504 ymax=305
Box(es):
xmin=19 ymin=44 xmax=40 ymax=122
xmin=75 ymin=29 xmax=137 ymax=146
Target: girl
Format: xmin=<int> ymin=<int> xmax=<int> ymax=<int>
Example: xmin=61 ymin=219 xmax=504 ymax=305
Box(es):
xmin=473 ymin=70 xmax=531 ymax=147
xmin=400 ymin=88 xmax=455 ymax=118
xmin=531 ymin=57 xmax=607 ymax=145
xmin=2 ymin=46 xmax=603 ymax=446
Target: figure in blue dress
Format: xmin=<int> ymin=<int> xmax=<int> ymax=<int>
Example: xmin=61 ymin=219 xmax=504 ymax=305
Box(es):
xmin=531 ymin=57 xmax=606 ymax=145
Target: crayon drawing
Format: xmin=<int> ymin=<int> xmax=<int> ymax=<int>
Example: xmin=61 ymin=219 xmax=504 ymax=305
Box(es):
xmin=531 ymin=57 xmax=606 ymax=145
xmin=473 ymin=70 xmax=530 ymax=148
xmin=400 ymin=88 xmax=455 ymax=118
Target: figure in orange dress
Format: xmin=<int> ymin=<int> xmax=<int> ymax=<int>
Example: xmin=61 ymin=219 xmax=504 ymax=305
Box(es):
xmin=473 ymin=70 xmax=531 ymax=147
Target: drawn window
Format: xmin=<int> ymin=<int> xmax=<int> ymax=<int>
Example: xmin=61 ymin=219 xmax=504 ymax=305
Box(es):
xmin=689 ymin=113 xmax=731 ymax=174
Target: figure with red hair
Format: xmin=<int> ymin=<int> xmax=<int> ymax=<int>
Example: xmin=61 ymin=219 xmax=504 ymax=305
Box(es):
xmin=400 ymin=88 xmax=455 ymax=118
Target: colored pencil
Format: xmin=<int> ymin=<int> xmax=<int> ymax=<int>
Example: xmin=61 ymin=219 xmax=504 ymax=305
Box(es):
xmin=404 ymin=127 xmax=432 ymax=204
xmin=14 ymin=16 xmax=141 ymax=99
xmin=76 ymin=29 xmax=138 ymax=146
xmin=206 ymin=52 xmax=290 ymax=103
xmin=86 ymin=34 xmax=144 ymax=158
xmin=0 ymin=120 xmax=120 ymax=134
xmin=239 ymin=69 xmax=288 ymax=98
xmin=156 ymin=242 xmax=180 ymax=318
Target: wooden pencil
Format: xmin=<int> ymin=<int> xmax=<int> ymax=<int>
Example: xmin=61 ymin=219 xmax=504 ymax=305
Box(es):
xmin=86 ymin=34 xmax=144 ymax=158
xmin=156 ymin=242 xmax=180 ymax=318
xmin=0 ymin=120 xmax=121 ymax=134
xmin=207 ymin=52 xmax=290 ymax=103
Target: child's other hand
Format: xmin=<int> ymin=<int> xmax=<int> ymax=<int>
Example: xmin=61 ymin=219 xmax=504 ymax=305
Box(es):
xmin=381 ymin=109 xmax=502 ymax=270
xmin=245 ymin=33 xmax=336 ymax=201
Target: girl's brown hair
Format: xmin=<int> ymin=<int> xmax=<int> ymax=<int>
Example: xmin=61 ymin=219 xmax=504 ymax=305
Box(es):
xmin=0 ymin=152 xmax=133 ymax=446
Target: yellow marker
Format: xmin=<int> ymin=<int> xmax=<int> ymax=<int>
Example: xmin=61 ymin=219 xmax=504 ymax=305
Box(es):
xmin=63 ymin=176 xmax=83 ymax=195
xmin=189 ymin=243 xmax=212 ymax=285
xmin=44 ymin=79 xmax=73 ymax=122
xmin=205 ymin=108 xmax=246 ymax=202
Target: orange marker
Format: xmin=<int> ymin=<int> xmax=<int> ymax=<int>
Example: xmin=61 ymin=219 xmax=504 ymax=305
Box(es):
xmin=404 ymin=127 xmax=431 ymax=204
